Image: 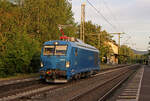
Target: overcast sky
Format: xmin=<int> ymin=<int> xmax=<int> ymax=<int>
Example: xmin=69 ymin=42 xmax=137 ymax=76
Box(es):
xmin=71 ymin=0 xmax=150 ymax=51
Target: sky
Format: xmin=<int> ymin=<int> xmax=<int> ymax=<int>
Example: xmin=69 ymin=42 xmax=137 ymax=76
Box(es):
xmin=70 ymin=0 xmax=150 ymax=51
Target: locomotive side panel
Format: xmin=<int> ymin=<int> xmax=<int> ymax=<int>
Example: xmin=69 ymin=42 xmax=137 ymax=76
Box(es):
xmin=68 ymin=46 xmax=100 ymax=79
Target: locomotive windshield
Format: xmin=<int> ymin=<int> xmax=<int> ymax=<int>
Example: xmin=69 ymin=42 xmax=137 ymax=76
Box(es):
xmin=43 ymin=45 xmax=67 ymax=56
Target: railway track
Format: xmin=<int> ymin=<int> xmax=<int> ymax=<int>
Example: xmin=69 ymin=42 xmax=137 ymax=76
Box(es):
xmin=0 ymin=64 xmax=138 ymax=101
xmin=31 ymin=64 xmax=139 ymax=101
xmin=0 ymin=64 xmax=128 ymax=87
xmin=69 ymin=65 xmax=139 ymax=101
xmin=116 ymin=66 xmax=144 ymax=101
xmin=0 ymin=77 xmax=40 ymax=98
xmin=0 ymin=64 xmax=128 ymax=94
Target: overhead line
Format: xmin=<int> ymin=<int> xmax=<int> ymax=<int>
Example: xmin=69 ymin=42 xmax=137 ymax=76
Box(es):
xmin=86 ymin=0 xmax=117 ymax=31
xmin=102 ymin=0 xmax=124 ymax=32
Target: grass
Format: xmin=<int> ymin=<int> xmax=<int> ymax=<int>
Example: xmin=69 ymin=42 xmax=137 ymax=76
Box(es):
xmin=0 ymin=73 xmax=39 ymax=81
xmin=100 ymin=64 xmax=118 ymax=70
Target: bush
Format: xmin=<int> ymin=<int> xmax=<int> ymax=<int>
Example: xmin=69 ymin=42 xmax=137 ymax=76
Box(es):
xmin=0 ymin=31 xmax=41 ymax=76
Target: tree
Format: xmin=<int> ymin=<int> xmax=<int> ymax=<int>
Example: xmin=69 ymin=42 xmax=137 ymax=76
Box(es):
xmin=0 ymin=0 xmax=76 ymax=77
xmin=20 ymin=0 xmax=77 ymax=42
xmin=79 ymin=21 xmax=113 ymax=62
xmin=119 ymin=45 xmax=136 ymax=64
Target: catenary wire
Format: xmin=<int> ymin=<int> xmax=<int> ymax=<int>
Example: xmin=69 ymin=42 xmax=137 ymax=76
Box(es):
xmin=86 ymin=0 xmax=118 ymax=31
xmin=102 ymin=0 xmax=125 ymax=32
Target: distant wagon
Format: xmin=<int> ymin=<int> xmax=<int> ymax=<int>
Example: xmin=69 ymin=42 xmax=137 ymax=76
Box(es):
xmin=39 ymin=38 xmax=100 ymax=83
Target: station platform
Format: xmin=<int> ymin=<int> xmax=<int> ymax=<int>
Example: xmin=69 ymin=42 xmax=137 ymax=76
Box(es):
xmin=115 ymin=65 xmax=150 ymax=101
xmin=139 ymin=65 xmax=150 ymax=101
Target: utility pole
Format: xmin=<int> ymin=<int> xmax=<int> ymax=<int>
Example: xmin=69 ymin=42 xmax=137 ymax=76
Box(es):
xmin=149 ymin=36 xmax=150 ymax=54
xmin=110 ymin=33 xmax=124 ymax=47
xmin=110 ymin=32 xmax=125 ymax=63
xmin=110 ymin=32 xmax=124 ymax=52
xmin=80 ymin=3 xmax=85 ymax=42
xmin=148 ymin=36 xmax=150 ymax=64
xmin=98 ymin=33 xmax=100 ymax=47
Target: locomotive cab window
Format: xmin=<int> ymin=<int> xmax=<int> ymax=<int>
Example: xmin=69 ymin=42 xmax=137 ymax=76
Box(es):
xmin=43 ymin=45 xmax=67 ymax=56
xmin=75 ymin=48 xmax=78 ymax=56
xmin=55 ymin=45 xmax=67 ymax=55
xmin=43 ymin=46 xmax=54 ymax=55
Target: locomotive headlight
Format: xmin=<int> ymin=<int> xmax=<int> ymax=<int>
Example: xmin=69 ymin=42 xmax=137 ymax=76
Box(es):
xmin=54 ymin=42 xmax=58 ymax=45
xmin=41 ymin=62 xmax=43 ymax=67
xmin=66 ymin=61 xmax=70 ymax=68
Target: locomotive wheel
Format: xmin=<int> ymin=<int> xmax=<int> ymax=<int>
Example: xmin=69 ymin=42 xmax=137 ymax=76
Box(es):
xmin=74 ymin=74 xmax=78 ymax=80
xmin=74 ymin=74 xmax=80 ymax=80
xmin=45 ymin=76 xmax=52 ymax=82
xmin=78 ymin=73 xmax=81 ymax=79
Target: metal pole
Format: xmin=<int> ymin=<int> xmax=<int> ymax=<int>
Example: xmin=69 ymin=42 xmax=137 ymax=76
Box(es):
xmin=118 ymin=33 xmax=120 ymax=55
xmin=98 ymin=33 xmax=100 ymax=47
xmin=83 ymin=3 xmax=85 ymax=42
xmin=109 ymin=32 xmax=125 ymax=64
xmin=80 ymin=4 xmax=83 ymax=41
xmin=80 ymin=3 xmax=85 ymax=42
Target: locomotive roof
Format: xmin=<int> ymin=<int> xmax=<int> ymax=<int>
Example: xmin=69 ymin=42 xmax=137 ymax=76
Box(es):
xmin=43 ymin=39 xmax=99 ymax=52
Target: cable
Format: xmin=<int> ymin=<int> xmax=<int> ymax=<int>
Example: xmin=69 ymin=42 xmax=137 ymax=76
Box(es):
xmin=102 ymin=0 xmax=125 ymax=32
xmin=86 ymin=0 xmax=118 ymax=31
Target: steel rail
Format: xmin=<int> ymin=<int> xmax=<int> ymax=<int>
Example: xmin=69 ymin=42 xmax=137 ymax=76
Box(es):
xmin=69 ymin=65 xmax=139 ymax=101
xmin=98 ymin=68 xmax=137 ymax=101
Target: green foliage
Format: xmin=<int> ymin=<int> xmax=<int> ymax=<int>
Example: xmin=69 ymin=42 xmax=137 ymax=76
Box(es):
xmin=82 ymin=21 xmax=113 ymax=62
xmin=21 ymin=0 xmax=76 ymax=42
xmin=0 ymin=0 xmax=76 ymax=77
xmin=1 ymin=32 xmax=40 ymax=74
xmin=119 ymin=45 xmax=139 ymax=64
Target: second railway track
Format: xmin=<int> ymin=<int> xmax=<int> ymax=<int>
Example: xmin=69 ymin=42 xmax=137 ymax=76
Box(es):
xmin=70 ymin=65 xmax=139 ymax=101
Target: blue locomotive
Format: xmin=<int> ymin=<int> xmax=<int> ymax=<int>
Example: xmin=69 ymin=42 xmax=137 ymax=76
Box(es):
xmin=39 ymin=38 xmax=100 ymax=83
